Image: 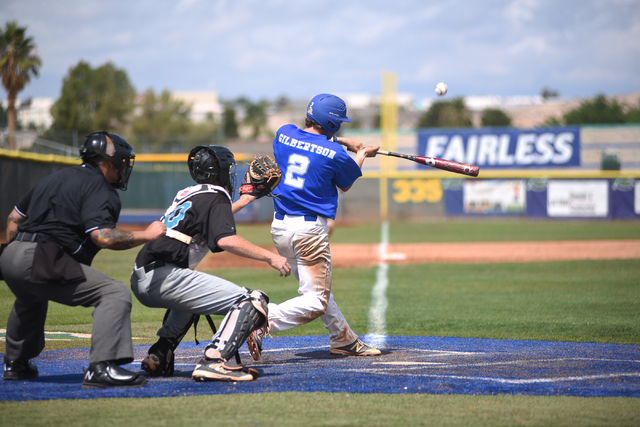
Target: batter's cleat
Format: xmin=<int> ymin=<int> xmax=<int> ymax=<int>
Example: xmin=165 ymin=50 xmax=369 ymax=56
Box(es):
xmin=82 ymin=362 xmax=147 ymax=389
xmin=330 ymin=338 xmax=381 ymax=356
xmin=141 ymin=340 xmax=174 ymax=377
xmin=3 ymin=358 xmax=38 ymax=381
xmin=247 ymin=327 xmax=265 ymax=361
xmin=192 ymin=358 xmax=255 ymax=382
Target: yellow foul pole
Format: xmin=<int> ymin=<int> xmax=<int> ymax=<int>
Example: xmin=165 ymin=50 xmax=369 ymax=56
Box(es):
xmin=380 ymin=71 xmax=398 ymax=221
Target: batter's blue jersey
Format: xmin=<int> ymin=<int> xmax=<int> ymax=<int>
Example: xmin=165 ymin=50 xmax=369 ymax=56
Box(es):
xmin=272 ymin=124 xmax=362 ymax=219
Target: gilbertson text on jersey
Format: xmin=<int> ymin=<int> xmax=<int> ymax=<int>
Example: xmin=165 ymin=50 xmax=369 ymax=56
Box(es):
xmin=277 ymin=134 xmax=338 ymax=159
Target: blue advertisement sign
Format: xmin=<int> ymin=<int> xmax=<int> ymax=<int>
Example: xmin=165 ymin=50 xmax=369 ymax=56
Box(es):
xmin=418 ymin=127 xmax=580 ymax=168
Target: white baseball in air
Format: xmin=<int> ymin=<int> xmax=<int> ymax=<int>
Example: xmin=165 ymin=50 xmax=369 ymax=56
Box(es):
xmin=435 ymin=82 xmax=448 ymax=96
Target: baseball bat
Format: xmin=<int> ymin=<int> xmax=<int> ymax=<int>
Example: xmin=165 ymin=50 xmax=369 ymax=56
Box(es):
xmin=377 ymin=150 xmax=480 ymax=177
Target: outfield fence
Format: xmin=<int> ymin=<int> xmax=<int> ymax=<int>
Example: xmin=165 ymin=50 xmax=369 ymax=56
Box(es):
xmin=2 ymin=124 xmax=640 ymax=230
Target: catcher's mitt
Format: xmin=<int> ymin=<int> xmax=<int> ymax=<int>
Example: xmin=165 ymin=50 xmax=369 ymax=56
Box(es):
xmin=239 ymin=155 xmax=282 ymax=199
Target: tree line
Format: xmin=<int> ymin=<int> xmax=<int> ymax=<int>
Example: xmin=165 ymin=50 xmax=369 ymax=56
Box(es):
xmin=418 ymin=94 xmax=640 ymax=129
xmin=2 ymin=20 xmax=640 ymax=151
xmin=46 ymin=60 xmax=276 ymax=149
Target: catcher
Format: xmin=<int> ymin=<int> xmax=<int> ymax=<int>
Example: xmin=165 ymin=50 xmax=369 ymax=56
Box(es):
xmin=130 ymin=146 xmax=288 ymax=381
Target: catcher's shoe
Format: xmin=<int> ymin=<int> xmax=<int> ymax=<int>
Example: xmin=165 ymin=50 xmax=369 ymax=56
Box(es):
xmin=141 ymin=339 xmax=175 ymax=377
xmin=192 ymin=358 xmax=255 ymax=382
xmin=247 ymin=327 xmax=265 ymax=361
xmin=329 ymin=338 xmax=381 ymax=356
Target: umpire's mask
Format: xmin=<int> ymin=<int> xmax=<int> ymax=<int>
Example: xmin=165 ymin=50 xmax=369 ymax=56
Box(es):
xmin=80 ymin=131 xmax=136 ymax=191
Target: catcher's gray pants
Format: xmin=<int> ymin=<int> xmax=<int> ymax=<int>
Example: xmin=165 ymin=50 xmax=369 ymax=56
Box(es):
xmin=130 ymin=263 xmax=246 ymax=341
xmin=269 ymin=214 xmax=358 ymax=348
xmin=0 ymin=240 xmax=134 ymax=365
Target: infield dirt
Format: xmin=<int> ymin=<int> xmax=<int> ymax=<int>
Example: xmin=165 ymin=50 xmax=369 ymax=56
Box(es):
xmin=198 ymin=240 xmax=640 ymax=270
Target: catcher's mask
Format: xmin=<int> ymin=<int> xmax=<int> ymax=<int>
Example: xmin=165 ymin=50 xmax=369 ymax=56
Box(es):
xmin=80 ymin=131 xmax=135 ymax=191
xmin=306 ymin=93 xmax=352 ymax=135
xmin=188 ymin=145 xmax=237 ymax=198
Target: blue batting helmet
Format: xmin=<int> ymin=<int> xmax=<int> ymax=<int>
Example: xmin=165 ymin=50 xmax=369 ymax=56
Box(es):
xmin=306 ymin=93 xmax=351 ymax=134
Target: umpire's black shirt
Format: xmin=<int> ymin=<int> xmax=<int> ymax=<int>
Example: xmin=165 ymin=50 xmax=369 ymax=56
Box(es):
xmin=15 ymin=161 xmax=121 ymax=266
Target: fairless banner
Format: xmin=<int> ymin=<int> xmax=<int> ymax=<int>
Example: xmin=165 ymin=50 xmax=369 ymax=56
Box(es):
xmin=418 ymin=127 xmax=580 ymax=168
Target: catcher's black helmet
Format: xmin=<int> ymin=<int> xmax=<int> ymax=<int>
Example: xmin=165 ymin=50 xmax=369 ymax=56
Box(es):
xmin=80 ymin=131 xmax=135 ymax=191
xmin=188 ymin=145 xmax=236 ymax=198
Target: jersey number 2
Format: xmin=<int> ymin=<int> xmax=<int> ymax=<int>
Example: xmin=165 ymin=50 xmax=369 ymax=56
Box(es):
xmin=283 ymin=154 xmax=310 ymax=189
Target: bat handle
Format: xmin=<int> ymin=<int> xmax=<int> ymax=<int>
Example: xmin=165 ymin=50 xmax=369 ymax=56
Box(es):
xmin=377 ymin=150 xmax=413 ymax=160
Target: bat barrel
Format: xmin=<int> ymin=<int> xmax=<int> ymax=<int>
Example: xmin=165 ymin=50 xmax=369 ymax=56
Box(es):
xmin=377 ymin=150 xmax=479 ymax=177
xmin=417 ymin=156 xmax=480 ymax=177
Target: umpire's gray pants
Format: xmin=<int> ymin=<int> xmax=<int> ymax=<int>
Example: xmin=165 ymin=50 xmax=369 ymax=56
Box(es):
xmin=130 ymin=264 xmax=245 ymax=341
xmin=0 ymin=241 xmax=134 ymax=365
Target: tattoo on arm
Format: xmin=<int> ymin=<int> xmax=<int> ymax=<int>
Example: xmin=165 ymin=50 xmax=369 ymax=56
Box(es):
xmin=92 ymin=228 xmax=135 ymax=250
xmin=7 ymin=211 xmax=24 ymax=242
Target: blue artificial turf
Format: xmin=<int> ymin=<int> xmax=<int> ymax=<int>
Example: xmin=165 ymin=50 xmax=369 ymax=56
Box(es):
xmin=1 ymin=335 xmax=639 ymax=401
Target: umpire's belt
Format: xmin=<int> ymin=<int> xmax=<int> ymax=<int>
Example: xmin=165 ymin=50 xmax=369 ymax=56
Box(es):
xmin=274 ymin=212 xmax=317 ymax=222
xmin=143 ymin=260 xmax=166 ymax=273
xmin=15 ymin=232 xmax=43 ymax=243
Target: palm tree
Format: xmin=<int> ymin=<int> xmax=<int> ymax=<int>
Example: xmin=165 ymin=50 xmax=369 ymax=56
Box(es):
xmin=0 ymin=21 xmax=42 ymax=149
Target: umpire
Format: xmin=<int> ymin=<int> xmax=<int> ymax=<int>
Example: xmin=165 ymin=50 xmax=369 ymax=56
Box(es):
xmin=0 ymin=131 xmax=166 ymax=388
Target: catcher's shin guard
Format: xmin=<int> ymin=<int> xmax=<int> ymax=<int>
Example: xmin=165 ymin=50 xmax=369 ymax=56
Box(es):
xmin=207 ymin=290 xmax=269 ymax=361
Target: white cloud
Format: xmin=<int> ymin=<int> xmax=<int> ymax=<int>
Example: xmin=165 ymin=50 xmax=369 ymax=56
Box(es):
xmin=1 ymin=0 xmax=638 ymax=101
xmin=504 ymin=0 xmax=540 ymax=27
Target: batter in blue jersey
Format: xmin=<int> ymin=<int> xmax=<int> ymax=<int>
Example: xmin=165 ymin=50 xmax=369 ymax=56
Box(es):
xmin=272 ymin=123 xmax=362 ymax=219
xmin=246 ymin=94 xmax=381 ymax=361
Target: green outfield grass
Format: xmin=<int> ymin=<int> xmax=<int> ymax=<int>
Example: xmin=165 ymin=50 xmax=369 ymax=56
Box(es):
xmin=1 ymin=394 xmax=639 ymax=427
xmin=1 ymin=220 xmax=639 ymax=426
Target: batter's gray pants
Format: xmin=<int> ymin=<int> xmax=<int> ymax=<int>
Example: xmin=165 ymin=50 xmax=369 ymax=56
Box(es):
xmin=0 ymin=241 xmax=135 ymax=365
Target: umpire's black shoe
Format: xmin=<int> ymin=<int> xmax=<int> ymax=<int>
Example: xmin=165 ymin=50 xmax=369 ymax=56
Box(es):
xmin=82 ymin=362 xmax=147 ymax=389
xmin=3 ymin=358 xmax=39 ymax=381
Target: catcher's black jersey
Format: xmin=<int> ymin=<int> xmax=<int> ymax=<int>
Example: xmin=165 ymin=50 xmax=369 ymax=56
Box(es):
xmin=135 ymin=185 xmax=237 ymax=268
xmin=15 ymin=162 xmax=120 ymax=265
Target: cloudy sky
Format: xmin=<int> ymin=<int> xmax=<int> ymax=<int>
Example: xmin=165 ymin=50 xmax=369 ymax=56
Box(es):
xmin=2 ymin=0 xmax=639 ymax=104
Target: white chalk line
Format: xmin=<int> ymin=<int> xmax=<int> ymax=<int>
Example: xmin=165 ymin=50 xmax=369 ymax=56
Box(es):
xmin=366 ymin=221 xmax=390 ymax=349
xmin=0 ymin=329 xmax=143 ymax=341
xmin=132 ymin=345 xmax=328 ymax=364
xmin=348 ymin=352 xmax=640 ymax=384
xmin=372 ymin=357 xmax=640 ymax=369
xmin=343 ymin=369 xmax=640 ymax=384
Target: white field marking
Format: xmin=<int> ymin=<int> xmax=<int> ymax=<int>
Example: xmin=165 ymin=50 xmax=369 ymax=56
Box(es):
xmin=373 ymin=362 xmax=449 ymax=366
xmin=426 ymin=357 xmax=640 ymax=369
xmin=367 ymin=221 xmax=390 ymax=348
xmin=343 ymin=369 xmax=640 ymax=384
xmin=381 ymin=252 xmax=407 ymax=261
xmin=412 ymin=372 xmax=640 ymax=384
xmin=373 ymin=356 xmax=640 ymax=369
xmin=133 ymin=345 xmax=329 ymax=363
xmin=1 ymin=329 xmax=142 ymax=341
xmin=406 ymin=348 xmax=486 ymax=356
xmin=379 ymin=347 xmax=639 ymax=364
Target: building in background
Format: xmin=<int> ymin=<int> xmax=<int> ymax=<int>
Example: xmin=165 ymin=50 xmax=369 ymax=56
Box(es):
xmin=1 ymin=97 xmax=54 ymax=131
xmin=172 ymin=91 xmax=223 ymax=123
